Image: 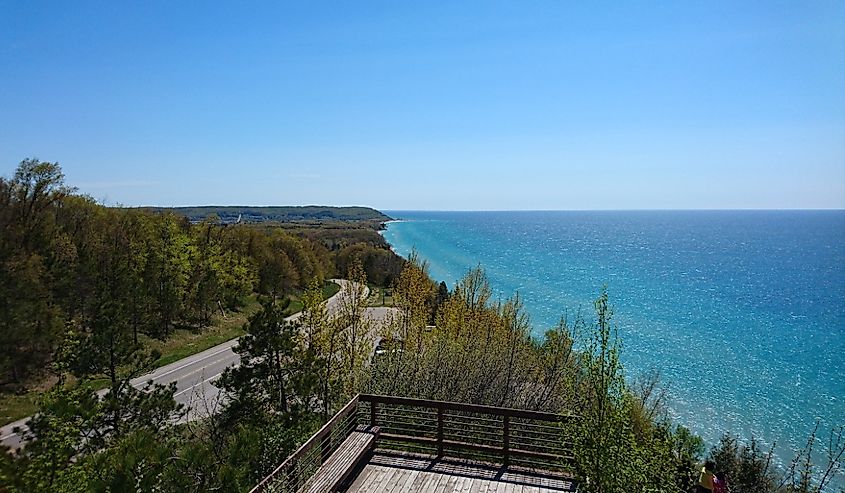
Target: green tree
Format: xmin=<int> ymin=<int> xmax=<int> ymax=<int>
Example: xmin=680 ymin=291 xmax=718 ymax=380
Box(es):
xmin=308 ymin=285 xmax=346 ymax=421
xmin=525 ymin=317 xmax=578 ymax=411
xmin=709 ymin=433 xmax=777 ymax=493
xmin=0 ymin=159 xmax=73 ymax=384
xmin=6 ymin=330 xmax=181 ymax=493
xmin=671 ymin=424 xmax=705 ymax=490
xmin=300 ymin=278 xmax=329 ymax=351
xmin=219 ymin=299 xmax=321 ymax=424
xmin=334 ymin=261 xmax=373 ymax=396
xmin=567 ymin=289 xmax=676 ymax=493
xmin=0 ymin=252 xmax=62 ymax=383
xmin=10 ymin=384 xmax=102 ymax=492
xmin=144 ymin=214 xmax=191 ymax=338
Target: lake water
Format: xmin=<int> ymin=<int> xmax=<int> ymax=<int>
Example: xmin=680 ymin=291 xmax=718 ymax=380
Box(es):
xmin=382 ymin=210 xmax=845 ymax=471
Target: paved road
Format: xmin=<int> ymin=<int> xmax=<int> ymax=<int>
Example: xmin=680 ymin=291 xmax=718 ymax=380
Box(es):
xmin=1 ymin=280 xmax=398 ymax=450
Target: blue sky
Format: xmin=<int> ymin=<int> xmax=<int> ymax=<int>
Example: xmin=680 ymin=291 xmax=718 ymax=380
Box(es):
xmin=1 ymin=1 xmax=843 ymax=210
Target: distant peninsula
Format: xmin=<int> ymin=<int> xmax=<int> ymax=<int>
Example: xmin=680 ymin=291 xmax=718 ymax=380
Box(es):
xmin=143 ymin=205 xmax=392 ymax=224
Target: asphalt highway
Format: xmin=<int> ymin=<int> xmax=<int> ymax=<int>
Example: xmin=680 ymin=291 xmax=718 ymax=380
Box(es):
xmin=1 ymin=280 xmax=397 ymax=450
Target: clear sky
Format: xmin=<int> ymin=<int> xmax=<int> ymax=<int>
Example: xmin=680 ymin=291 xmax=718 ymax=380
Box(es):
xmin=1 ymin=1 xmax=844 ymax=210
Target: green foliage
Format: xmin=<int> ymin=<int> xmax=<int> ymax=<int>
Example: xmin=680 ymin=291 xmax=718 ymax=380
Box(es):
xmin=335 ymin=242 xmax=404 ymax=287
xmin=10 ymin=384 xmax=101 ymax=491
xmin=152 ymin=205 xmax=391 ymax=224
xmin=708 ymin=433 xmax=777 ymax=492
xmin=82 ymin=429 xmax=173 ymax=492
xmin=6 ymin=371 xmax=180 ymax=492
xmin=706 ymin=425 xmax=845 ymax=493
xmin=0 ymin=158 xmax=397 ymax=393
xmin=369 ymin=262 xmax=576 ymax=411
xmin=671 ymin=424 xmax=706 ymax=490
xmin=219 ymin=299 xmax=321 ymax=424
xmin=565 ymin=290 xmax=679 ymax=492
xmin=0 ymin=251 xmax=63 ymax=382
xmin=0 ymin=159 xmax=72 ymax=384
xmin=336 ymin=261 xmax=374 ymax=395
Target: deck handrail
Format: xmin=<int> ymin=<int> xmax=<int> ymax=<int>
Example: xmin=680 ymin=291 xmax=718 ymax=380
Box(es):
xmin=251 ymin=394 xmax=575 ymax=492
xmin=359 ymin=394 xmax=573 ymax=422
xmin=249 ymin=394 xmax=360 ymax=493
xmin=357 ymin=394 xmax=574 ymax=471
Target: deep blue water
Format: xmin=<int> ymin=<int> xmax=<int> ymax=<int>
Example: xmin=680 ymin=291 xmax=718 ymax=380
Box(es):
xmin=382 ymin=210 xmax=845 ymax=469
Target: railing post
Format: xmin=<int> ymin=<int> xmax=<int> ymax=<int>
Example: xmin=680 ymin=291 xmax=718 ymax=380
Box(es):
xmin=370 ymin=401 xmax=377 ymax=426
xmin=503 ymin=415 xmax=510 ymax=468
xmin=436 ymin=405 xmax=444 ymax=458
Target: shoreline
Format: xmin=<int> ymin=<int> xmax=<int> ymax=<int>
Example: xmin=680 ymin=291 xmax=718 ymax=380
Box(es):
xmin=374 ymin=210 xmax=845 ymax=486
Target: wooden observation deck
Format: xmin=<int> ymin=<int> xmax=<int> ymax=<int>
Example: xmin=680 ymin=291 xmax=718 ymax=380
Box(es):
xmin=250 ymin=394 xmax=578 ymax=493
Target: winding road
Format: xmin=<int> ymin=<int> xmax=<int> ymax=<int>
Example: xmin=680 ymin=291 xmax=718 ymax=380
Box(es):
xmin=0 ymin=280 xmax=397 ymax=450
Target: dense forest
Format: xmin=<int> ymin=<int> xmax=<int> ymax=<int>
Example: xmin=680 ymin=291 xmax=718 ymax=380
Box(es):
xmin=0 ymin=159 xmax=842 ymax=492
xmin=0 ymin=159 xmax=403 ymax=395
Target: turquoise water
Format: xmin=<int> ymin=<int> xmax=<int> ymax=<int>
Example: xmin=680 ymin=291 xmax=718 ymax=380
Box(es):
xmin=382 ymin=210 xmax=845 ymax=469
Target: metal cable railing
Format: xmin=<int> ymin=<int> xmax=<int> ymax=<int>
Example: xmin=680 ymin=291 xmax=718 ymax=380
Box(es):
xmin=357 ymin=394 xmax=575 ymax=472
xmin=251 ymin=394 xmax=576 ymax=492
xmin=250 ymin=395 xmax=362 ymax=493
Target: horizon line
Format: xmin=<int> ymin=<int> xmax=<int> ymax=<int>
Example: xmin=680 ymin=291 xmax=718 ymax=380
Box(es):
xmin=114 ymin=205 xmax=845 ymax=212
xmin=381 ymin=207 xmax=845 ymax=212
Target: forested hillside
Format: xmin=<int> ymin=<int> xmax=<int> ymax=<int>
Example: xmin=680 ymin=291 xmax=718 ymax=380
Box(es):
xmin=0 ymin=159 xmax=403 ymax=394
xmin=149 ymin=205 xmax=391 ymax=224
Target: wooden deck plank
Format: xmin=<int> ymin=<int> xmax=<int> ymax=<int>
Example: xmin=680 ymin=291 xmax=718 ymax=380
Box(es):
xmin=393 ymin=469 xmax=422 ymax=493
xmin=435 ymin=471 xmax=455 ymax=493
xmin=341 ymin=452 xmax=575 ymax=493
xmin=348 ymin=465 xmax=380 ymax=493
xmin=364 ymin=465 xmax=394 ymax=493
xmin=451 ymin=476 xmax=468 ymax=493
xmin=420 ymin=469 xmax=444 ymax=493
xmin=389 ymin=467 xmax=416 ymax=492
xmin=458 ymin=476 xmax=474 ymax=493
xmin=363 ymin=466 xmax=388 ymax=492
xmin=346 ymin=464 xmax=377 ymax=491
xmin=376 ymin=466 xmax=404 ymax=492
xmin=468 ymin=477 xmax=483 ymax=493
xmin=409 ymin=466 xmax=432 ymax=492
xmin=486 ymin=482 xmax=503 ymax=493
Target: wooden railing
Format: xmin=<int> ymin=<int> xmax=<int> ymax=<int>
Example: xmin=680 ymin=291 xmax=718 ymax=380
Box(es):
xmin=251 ymin=394 xmax=574 ymax=492
xmin=357 ymin=394 xmax=574 ymax=472
xmin=249 ymin=395 xmax=361 ymax=493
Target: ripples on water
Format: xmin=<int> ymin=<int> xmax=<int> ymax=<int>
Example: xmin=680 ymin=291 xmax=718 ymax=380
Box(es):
xmin=382 ymin=210 xmax=845 ymax=473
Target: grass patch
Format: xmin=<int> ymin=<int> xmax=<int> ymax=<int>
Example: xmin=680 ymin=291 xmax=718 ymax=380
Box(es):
xmin=284 ymin=300 xmax=304 ymax=317
xmin=323 ymin=280 xmax=341 ymax=300
xmin=280 ymin=281 xmax=338 ymax=318
xmin=0 ymin=299 xmax=262 ymax=427
xmin=147 ymin=296 xmax=261 ymax=368
xmin=366 ymin=285 xmax=395 ymax=307
xmin=0 ymin=393 xmax=39 ymax=426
